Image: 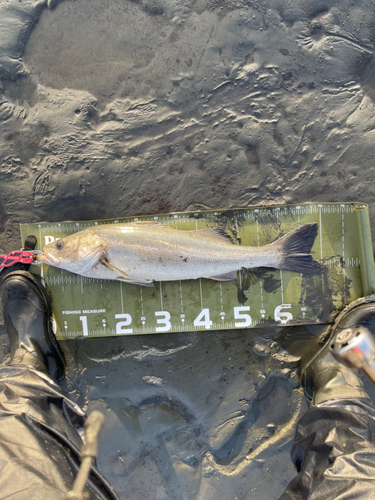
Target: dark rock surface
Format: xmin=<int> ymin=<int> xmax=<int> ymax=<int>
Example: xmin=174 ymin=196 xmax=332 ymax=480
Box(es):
xmin=1 ymin=0 xmax=375 ymax=498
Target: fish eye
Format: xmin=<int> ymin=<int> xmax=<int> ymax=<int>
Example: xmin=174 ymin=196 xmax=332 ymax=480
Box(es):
xmin=56 ymin=240 xmax=64 ymax=250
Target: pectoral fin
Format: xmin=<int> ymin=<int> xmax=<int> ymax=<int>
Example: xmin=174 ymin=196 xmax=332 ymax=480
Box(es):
xmin=100 ymin=257 xmax=130 ymax=280
xmin=100 ymin=257 xmax=154 ymax=286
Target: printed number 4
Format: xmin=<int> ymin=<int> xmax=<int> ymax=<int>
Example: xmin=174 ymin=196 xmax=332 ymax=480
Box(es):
xmin=194 ymin=308 xmax=213 ymax=329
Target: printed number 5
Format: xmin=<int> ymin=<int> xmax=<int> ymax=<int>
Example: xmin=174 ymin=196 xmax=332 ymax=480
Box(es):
xmin=234 ymin=306 xmax=252 ymax=327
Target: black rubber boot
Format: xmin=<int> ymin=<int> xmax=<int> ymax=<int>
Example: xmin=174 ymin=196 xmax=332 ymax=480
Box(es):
xmin=1 ymin=270 xmax=65 ymax=381
xmin=299 ymin=296 xmax=375 ymax=406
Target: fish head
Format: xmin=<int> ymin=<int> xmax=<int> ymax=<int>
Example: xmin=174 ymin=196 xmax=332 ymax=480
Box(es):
xmin=36 ymin=230 xmax=106 ymax=274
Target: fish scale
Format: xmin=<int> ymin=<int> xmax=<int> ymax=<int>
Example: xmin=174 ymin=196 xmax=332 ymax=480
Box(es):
xmin=20 ymin=202 xmax=370 ymax=338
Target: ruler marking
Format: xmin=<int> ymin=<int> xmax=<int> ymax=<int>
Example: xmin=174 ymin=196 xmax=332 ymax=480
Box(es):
xmin=160 ymin=282 xmax=163 ymax=311
xmin=256 ymin=220 xmax=264 ymax=311
xmin=120 ymin=282 xmax=124 ymax=314
xmin=319 ymin=206 xmax=323 ymax=261
xmin=38 ymin=225 xmax=45 ymax=281
xmin=199 ymin=278 xmax=203 ymax=310
xmin=297 ymin=211 xmax=305 ymax=306
xmin=275 ymin=212 xmax=284 ymax=305
xmin=140 ymin=287 xmax=145 ymax=326
xmin=219 ymin=283 xmax=224 ymax=322
xmin=179 ymin=280 xmax=184 ymax=315
xmin=38 ymin=225 xmax=42 ymax=250
xmin=318 ymin=205 xmax=325 ymax=296
xmin=342 ymin=211 xmax=345 ymax=303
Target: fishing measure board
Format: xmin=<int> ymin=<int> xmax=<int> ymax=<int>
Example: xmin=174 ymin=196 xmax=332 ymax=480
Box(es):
xmin=20 ymin=202 xmax=375 ymax=339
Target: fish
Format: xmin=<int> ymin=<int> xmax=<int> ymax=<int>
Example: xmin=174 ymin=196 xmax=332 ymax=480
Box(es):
xmin=36 ymin=221 xmax=322 ymax=286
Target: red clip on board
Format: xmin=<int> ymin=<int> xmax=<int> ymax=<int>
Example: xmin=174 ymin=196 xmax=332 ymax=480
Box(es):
xmin=0 ymin=251 xmax=34 ymax=271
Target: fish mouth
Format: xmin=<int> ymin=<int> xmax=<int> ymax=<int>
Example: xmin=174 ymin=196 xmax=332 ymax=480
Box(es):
xmin=36 ymin=252 xmax=61 ymax=266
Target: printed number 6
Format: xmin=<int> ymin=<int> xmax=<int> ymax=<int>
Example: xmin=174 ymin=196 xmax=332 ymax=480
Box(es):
xmin=155 ymin=311 xmax=171 ymax=332
xmin=115 ymin=313 xmax=133 ymax=334
xmin=274 ymin=304 xmax=293 ymax=324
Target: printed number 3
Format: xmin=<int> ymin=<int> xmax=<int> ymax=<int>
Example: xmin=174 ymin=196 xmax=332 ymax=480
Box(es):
xmin=155 ymin=311 xmax=171 ymax=332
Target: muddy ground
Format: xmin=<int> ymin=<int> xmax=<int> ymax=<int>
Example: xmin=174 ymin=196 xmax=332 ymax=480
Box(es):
xmin=1 ymin=0 xmax=375 ymax=498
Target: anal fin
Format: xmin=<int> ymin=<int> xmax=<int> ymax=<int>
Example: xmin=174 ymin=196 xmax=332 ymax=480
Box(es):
xmin=116 ymin=277 xmax=154 ymax=287
xmin=205 ymin=271 xmax=238 ymax=281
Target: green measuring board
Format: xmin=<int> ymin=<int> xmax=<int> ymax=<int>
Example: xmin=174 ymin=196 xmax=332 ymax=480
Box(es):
xmin=20 ymin=202 xmax=373 ymax=339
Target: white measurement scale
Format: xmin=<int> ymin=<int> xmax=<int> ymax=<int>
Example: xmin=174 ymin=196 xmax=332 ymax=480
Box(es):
xmin=20 ymin=203 xmax=372 ymax=339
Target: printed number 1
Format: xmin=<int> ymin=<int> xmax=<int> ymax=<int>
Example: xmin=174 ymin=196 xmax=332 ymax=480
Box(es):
xmin=79 ymin=316 xmax=89 ymax=336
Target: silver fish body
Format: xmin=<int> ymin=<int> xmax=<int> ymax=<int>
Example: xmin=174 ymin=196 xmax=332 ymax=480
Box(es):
xmin=37 ymin=221 xmax=321 ymax=285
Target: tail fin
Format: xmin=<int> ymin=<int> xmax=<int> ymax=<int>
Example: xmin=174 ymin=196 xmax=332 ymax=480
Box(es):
xmin=271 ymin=223 xmax=323 ymax=274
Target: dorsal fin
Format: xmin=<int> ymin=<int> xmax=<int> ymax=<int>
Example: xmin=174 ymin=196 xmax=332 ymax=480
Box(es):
xmin=129 ymin=221 xmax=234 ymax=244
xmin=190 ymin=227 xmax=234 ymax=244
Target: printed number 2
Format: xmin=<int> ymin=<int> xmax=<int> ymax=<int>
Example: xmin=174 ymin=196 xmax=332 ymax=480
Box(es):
xmin=115 ymin=314 xmax=133 ymax=334
xmin=234 ymin=306 xmax=252 ymax=327
xmin=194 ymin=309 xmax=213 ymax=329
xmin=155 ymin=311 xmax=171 ymax=332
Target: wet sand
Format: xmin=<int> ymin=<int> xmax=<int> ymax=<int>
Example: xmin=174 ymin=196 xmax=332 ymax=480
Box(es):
xmin=1 ymin=0 xmax=375 ymax=498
